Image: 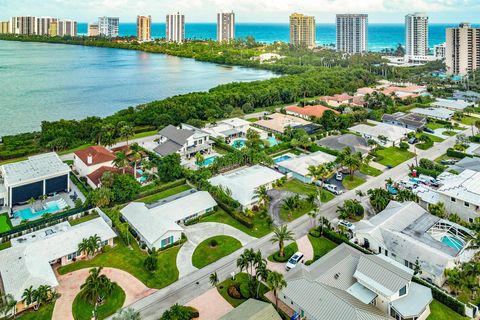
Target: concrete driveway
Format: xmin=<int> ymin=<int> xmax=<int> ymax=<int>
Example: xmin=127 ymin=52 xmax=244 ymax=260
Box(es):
xmin=267 ymin=189 xmax=297 ymax=226
xmin=186 ymin=288 xmax=233 ymax=320
xmin=176 ymin=222 xmax=255 ymax=278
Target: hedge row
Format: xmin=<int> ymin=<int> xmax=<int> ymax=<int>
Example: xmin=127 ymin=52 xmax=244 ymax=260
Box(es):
xmin=137 ymin=179 xmax=186 ymax=199
xmin=265 ymin=142 xmax=291 ymax=155
xmin=446 ymin=148 xmax=472 ymax=159
xmin=322 ymin=228 xmax=371 ymax=254
xmin=210 ymin=137 xmax=236 ymax=153
xmin=412 ymin=277 xmax=465 ymax=316
xmin=217 ymin=200 xmax=253 ymax=228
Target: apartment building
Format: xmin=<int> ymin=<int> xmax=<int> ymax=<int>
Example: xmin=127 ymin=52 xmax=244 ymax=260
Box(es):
xmin=48 ymin=21 xmax=58 ymax=36
xmin=446 ymin=23 xmax=480 ymax=76
xmin=58 ymin=19 xmax=77 ymax=37
xmin=434 ymin=42 xmax=446 ymax=59
xmin=88 ymin=23 xmax=99 ymax=37
xmin=98 ymin=16 xmax=119 ymax=38
xmin=137 ymin=15 xmax=151 ymax=42
xmin=166 ymin=12 xmax=185 ymax=43
xmin=289 ymin=13 xmax=316 ymax=48
xmin=37 ymin=17 xmax=57 ymax=36
xmin=405 ymin=13 xmax=429 ymax=60
xmin=10 ymin=16 xmax=37 ymax=35
xmin=336 ymin=14 xmax=368 ymax=54
xmin=0 ymin=21 xmax=9 ymax=34
xmin=217 ymin=11 xmax=235 ymax=42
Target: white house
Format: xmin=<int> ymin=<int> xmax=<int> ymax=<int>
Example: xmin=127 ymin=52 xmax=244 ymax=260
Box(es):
xmin=0 ymin=217 xmax=115 ymax=313
xmin=120 ymin=190 xmax=217 ymax=249
xmin=349 ymin=121 xmax=413 ymax=147
xmin=208 ymin=165 xmax=284 ymax=209
xmin=431 ymin=98 xmax=474 ymax=111
xmin=204 ymin=118 xmax=267 ymax=141
xmin=277 ymin=151 xmax=336 ymax=183
xmin=410 ymin=108 xmax=454 ymax=121
xmin=280 ymin=243 xmax=432 ymax=320
xmin=352 ymin=201 xmax=475 ymax=286
xmin=154 ymin=124 xmax=213 ymax=159
xmin=73 ymin=145 xmax=116 ymax=177
xmin=0 ymin=153 xmax=71 ymax=208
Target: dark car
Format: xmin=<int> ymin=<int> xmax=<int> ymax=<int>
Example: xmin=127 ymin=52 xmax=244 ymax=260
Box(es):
xmin=423 ymin=127 xmax=435 ymax=134
xmin=408 ymin=137 xmax=418 ymax=144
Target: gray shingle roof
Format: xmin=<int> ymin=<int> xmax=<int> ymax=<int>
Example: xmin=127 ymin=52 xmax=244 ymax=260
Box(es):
xmin=153 ymin=140 xmax=182 ymax=156
xmin=159 ymin=125 xmax=194 ymax=145
xmin=317 ymin=134 xmax=369 ymax=155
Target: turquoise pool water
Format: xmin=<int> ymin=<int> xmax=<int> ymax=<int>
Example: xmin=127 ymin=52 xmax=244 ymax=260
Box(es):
xmin=274 ymin=155 xmax=292 ymax=164
xmin=198 ymin=156 xmax=218 ymax=167
xmin=137 ymin=169 xmax=147 ymax=182
xmin=266 ymin=136 xmax=280 ymax=147
xmin=14 ymin=202 xmax=60 ymax=220
xmin=441 ymin=235 xmax=464 ymax=251
xmin=231 ymin=139 xmax=247 ymax=149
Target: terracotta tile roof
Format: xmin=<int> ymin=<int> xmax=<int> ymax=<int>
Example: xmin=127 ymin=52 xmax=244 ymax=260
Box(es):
xmin=87 ymin=166 xmax=135 ymax=187
xmin=74 ymin=146 xmax=116 ymax=167
xmin=286 ymin=105 xmax=339 ymax=118
xmin=320 ymin=94 xmax=354 ymax=103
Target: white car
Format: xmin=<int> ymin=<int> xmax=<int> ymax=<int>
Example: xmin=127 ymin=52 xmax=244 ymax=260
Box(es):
xmin=324 ymin=184 xmax=343 ymax=195
xmin=338 ymin=220 xmax=355 ymax=231
xmin=336 ymin=172 xmax=343 ymax=181
xmin=286 ymin=252 xmax=304 ymax=271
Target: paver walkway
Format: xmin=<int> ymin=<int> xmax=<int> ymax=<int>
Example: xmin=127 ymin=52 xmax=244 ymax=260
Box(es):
xmin=52 ymin=267 xmax=156 ymax=320
xmin=296 ymin=235 xmax=314 ymax=262
xmin=186 ymin=287 xmax=233 ymax=320
xmin=177 ymin=222 xmax=255 ymax=278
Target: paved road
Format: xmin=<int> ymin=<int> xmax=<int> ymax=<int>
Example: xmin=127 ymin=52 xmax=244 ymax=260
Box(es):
xmin=120 ymin=128 xmax=470 ymax=319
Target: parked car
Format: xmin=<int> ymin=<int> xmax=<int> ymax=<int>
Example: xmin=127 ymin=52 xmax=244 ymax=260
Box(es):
xmin=408 ymin=137 xmax=418 ymax=144
xmin=286 ymin=252 xmax=304 ymax=271
xmin=399 ymin=180 xmax=418 ymax=189
xmin=440 ymin=158 xmax=458 ymax=165
xmin=335 ymin=172 xmax=343 ymax=181
xmin=423 ymin=127 xmax=435 ymax=134
xmin=322 ymin=183 xmax=343 ymax=195
xmin=418 ymin=174 xmax=438 ymax=187
xmin=338 ymin=220 xmax=355 ymax=231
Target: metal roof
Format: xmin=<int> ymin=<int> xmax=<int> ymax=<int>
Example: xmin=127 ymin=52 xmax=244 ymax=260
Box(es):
xmin=220 ymin=299 xmax=281 ymax=320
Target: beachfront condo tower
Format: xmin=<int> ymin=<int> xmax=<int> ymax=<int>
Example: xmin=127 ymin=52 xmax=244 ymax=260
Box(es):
xmin=289 ymin=13 xmax=316 ymax=48
xmin=98 ymin=17 xmax=119 ymax=38
xmin=137 ymin=15 xmax=152 ymax=42
xmin=336 ymin=14 xmax=368 ymax=54
xmin=88 ymin=23 xmax=99 ymax=37
xmin=37 ymin=17 xmax=57 ymax=36
xmin=446 ymin=23 xmax=480 ymax=76
xmin=0 ymin=21 xmax=10 ymax=34
xmin=166 ymin=12 xmax=185 ymax=43
xmin=58 ymin=19 xmax=77 ymax=37
xmin=10 ymin=16 xmax=37 ymax=35
xmin=405 ymin=13 xmax=429 ymax=60
xmin=217 ymin=11 xmax=235 ymax=42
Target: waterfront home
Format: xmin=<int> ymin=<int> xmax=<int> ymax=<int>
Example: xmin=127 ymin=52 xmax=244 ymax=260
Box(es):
xmin=154 ymin=124 xmax=213 ymax=159
xmin=431 ymin=98 xmax=474 ymax=111
xmin=208 ymin=165 xmax=284 ymax=209
xmin=220 ymin=299 xmax=281 ymax=320
xmin=203 ymin=117 xmax=258 ymax=140
xmin=415 ymin=169 xmax=480 ymax=223
xmin=356 ymin=85 xmax=428 ymax=101
xmin=410 ymin=107 xmax=454 ymax=121
xmin=120 ymin=190 xmax=216 ymax=250
xmin=277 ymin=151 xmax=336 ymax=183
xmin=316 ymin=134 xmax=370 ymax=156
xmin=73 ymin=145 xmax=116 ymax=177
xmin=280 ymin=243 xmax=432 ymax=320
xmin=254 ymin=113 xmax=315 ymax=134
xmin=381 ymin=112 xmax=427 ymax=130
xmin=0 ymin=217 xmax=115 ymax=314
xmin=0 ymin=153 xmax=71 ymax=208
xmin=86 ymin=166 xmax=135 ymax=189
xmin=319 ymin=94 xmax=362 ymax=107
xmin=285 ymin=105 xmax=339 ymax=120
xmin=349 ymin=121 xmax=413 ymax=147
xmin=352 ymin=201 xmax=475 ymax=286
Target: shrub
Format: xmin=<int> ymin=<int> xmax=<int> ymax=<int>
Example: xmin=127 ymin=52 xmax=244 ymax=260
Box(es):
xmin=399 ymin=142 xmax=409 ymax=150
xmin=446 ymin=148 xmax=471 ymax=159
xmin=239 ymin=282 xmax=251 ymax=299
xmin=102 ymin=245 xmax=112 ymax=253
xmin=309 ymin=229 xmax=321 ymax=238
xmin=227 ymin=285 xmax=242 ymax=299
xmin=210 ymin=239 xmax=218 ymax=247
xmin=273 ymin=245 xmax=296 ymax=262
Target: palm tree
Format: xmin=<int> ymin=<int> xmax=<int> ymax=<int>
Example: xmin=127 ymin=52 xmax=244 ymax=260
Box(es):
xmin=209 ymin=272 xmax=219 ymax=287
xmin=367 ymin=188 xmax=391 ymax=213
xmin=130 ymin=143 xmax=142 ymax=179
xmin=113 ymin=151 xmax=129 ymax=174
xmin=270 ymin=225 xmax=294 ymax=257
xmin=255 ymin=261 xmax=269 ymax=298
xmin=307 ymin=162 xmax=334 ymax=206
xmin=307 ymin=207 xmax=318 ymax=228
xmin=281 ymin=197 xmax=297 ymax=220
xmin=0 ymin=293 xmax=17 ymax=318
xmin=35 ymin=285 xmax=51 ymax=309
xmin=266 ymin=271 xmax=287 ymax=311
xmin=254 ymin=185 xmax=269 ymax=209
xmin=78 ymin=238 xmax=91 ymax=258
xmin=341 ymin=152 xmax=362 ymax=181
xmin=21 ymin=286 xmax=36 ymax=309
xmin=120 ymin=125 xmax=134 ymax=146
xmin=195 ymin=152 xmax=205 ymax=166
xmin=80 ymin=267 xmax=114 ymax=317
xmin=27 ymin=197 xmax=36 ymax=207
xmin=113 ymin=307 xmax=141 ymax=320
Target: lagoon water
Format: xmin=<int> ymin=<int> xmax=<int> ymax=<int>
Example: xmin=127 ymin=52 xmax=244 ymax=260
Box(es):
xmin=0 ymin=40 xmax=276 ymax=136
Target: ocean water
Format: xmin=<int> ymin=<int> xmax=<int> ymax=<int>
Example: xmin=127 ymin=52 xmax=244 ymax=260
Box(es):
xmin=78 ymin=22 xmax=470 ymax=52
xmin=0 ymin=40 xmax=276 ymax=136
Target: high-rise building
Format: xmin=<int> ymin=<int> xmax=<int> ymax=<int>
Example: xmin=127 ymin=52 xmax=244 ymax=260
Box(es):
xmin=0 ymin=21 xmax=10 ymax=34
xmin=11 ymin=16 xmax=37 ymax=35
xmin=137 ymin=15 xmax=151 ymax=41
xmin=58 ymin=19 xmax=77 ymax=37
xmin=88 ymin=23 xmax=99 ymax=37
xmin=289 ymin=13 xmax=316 ymax=48
xmin=98 ymin=17 xmax=119 ymax=38
xmin=166 ymin=12 xmax=185 ymax=43
xmin=405 ymin=13 xmax=429 ymax=59
xmin=48 ymin=21 xmax=58 ymax=37
xmin=446 ymin=23 xmax=480 ymax=76
xmin=217 ymin=11 xmax=235 ymax=42
xmin=434 ymin=42 xmax=446 ymax=59
xmin=336 ymin=14 xmax=368 ymax=54
xmin=37 ymin=17 xmax=57 ymax=36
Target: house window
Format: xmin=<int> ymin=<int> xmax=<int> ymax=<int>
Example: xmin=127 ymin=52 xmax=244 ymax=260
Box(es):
xmin=385 ymin=250 xmax=388 ymax=257
xmin=161 ymin=235 xmax=174 ymax=248
xmin=451 ymin=197 xmax=456 ymax=202
xmin=464 ymin=201 xmax=470 ymax=207
xmin=378 ymin=247 xmax=382 ymax=254
xmin=399 ymin=286 xmax=407 ymax=296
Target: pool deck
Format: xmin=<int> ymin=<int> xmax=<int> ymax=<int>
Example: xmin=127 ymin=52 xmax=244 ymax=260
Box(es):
xmin=10 ymin=193 xmax=74 ymax=226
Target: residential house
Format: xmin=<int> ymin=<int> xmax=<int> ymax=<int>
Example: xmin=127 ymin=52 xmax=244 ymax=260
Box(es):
xmin=319 ymin=94 xmax=363 ymax=107
xmin=86 ymin=166 xmax=135 ymax=189
xmin=0 ymin=217 xmax=115 ymax=314
xmin=154 ymin=124 xmax=213 ymax=158
xmin=448 ymin=157 xmax=480 ymax=173
xmin=277 ymin=151 xmax=337 ymax=183
xmin=0 ymin=153 xmax=71 ymax=208
xmin=382 ymin=112 xmax=427 ymax=130
xmin=120 ymin=190 xmax=217 ymax=249
xmin=285 ymin=105 xmax=339 ymax=120
xmin=208 ymin=165 xmax=284 ymax=209
xmin=73 ymin=145 xmax=116 ymax=177
xmin=431 ymin=98 xmax=474 ymax=111
xmin=204 ymin=117 xmax=261 ymax=141
xmin=317 ymin=134 xmax=370 ymax=156
xmin=410 ymin=107 xmax=454 ymax=121
xmin=280 ymin=243 xmax=432 ymax=320
xmin=453 ymin=90 xmax=480 ymax=103
xmin=352 ymin=201 xmax=475 ymax=286
xmin=220 ymin=299 xmax=281 ymax=320
xmin=254 ymin=113 xmax=318 ymax=134
xmin=349 ymin=121 xmax=413 ymax=147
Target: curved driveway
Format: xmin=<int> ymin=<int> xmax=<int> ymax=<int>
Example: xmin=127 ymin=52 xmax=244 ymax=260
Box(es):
xmin=176 ymin=222 xmax=255 ymax=278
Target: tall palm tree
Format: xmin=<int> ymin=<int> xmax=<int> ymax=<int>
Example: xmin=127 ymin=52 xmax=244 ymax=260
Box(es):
xmin=266 ymin=271 xmax=287 ymax=311
xmin=35 ymin=285 xmax=51 ymax=309
xmin=120 ymin=125 xmax=134 ymax=146
xmin=255 ymin=260 xmax=269 ymax=298
xmin=307 ymin=162 xmax=334 ymax=207
xmin=270 ymin=225 xmax=294 ymax=257
xmin=281 ymin=197 xmax=297 ymax=220
xmin=78 ymin=238 xmax=91 ymax=258
xmin=21 ymin=286 xmax=36 ymax=309
xmin=209 ymin=272 xmax=219 ymax=287
xmin=254 ymin=185 xmax=269 ymax=209
xmin=113 ymin=308 xmax=141 ymax=320
xmin=130 ymin=143 xmax=142 ymax=179
xmin=80 ymin=267 xmax=114 ymax=317
xmin=113 ymin=151 xmax=129 ymax=174
xmin=0 ymin=293 xmax=17 ymax=318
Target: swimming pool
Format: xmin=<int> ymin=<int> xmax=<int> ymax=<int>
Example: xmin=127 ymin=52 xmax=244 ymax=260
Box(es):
xmin=274 ymin=155 xmax=292 ymax=164
xmin=266 ymin=136 xmax=280 ymax=147
xmin=441 ymin=235 xmax=464 ymax=251
xmin=230 ymin=139 xmax=247 ymax=149
xmin=136 ymin=169 xmax=147 ymax=182
xmin=14 ymin=202 xmax=60 ymax=220
xmin=198 ymin=156 xmax=218 ymax=167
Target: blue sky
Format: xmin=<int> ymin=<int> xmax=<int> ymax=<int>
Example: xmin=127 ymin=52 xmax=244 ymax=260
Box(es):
xmin=0 ymin=0 xmax=479 ymax=23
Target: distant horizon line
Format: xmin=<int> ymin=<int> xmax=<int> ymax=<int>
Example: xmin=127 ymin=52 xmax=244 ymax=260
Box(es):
xmin=74 ymin=21 xmax=480 ymax=25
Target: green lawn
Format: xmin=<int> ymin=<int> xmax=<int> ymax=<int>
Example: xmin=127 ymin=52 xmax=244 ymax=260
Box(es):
xmin=280 ymin=203 xmax=316 ymax=222
xmin=308 ymin=235 xmax=337 ymax=261
xmin=359 ymin=164 xmax=382 ymax=176
xmin=58 ymin=143 xmax=95 ymax=156
xmin=131 ymin=130 xmax=158 ymax=139
xmin=192 ymin=236 xmax=242 ymax=269
xmin=69 ymin=211 xmax=100 ymax=226
xmin=17 ymin=303 xmax=54 ymax=320
xmin=427 ymin=122 xmax=447 ymax=130
xmin=422 ymin=133 xmax=444 ymax=143
xmin=442 ymin=130 xmax=457 ymax=137
xmin=216 ymin=273 xmax=269 ymax=307
xmin=376 ymin=147 xmax=414 ymax=167
xmin=460 ymin=116 xmax=478 ymax=126
xmin=58 ymin=240 xmax=180 ymax=289
xmin=137 ymin=184 xmax=191 ymax=204
xmin=427 ymin=300 xmax=468 ymax=320
xmin=0 ymin=241 xmax=12 ymax=251
xmin=278 ymin=179 xmax=334 ymax=203
xmin=200 ymin=209 xmax=272 ymax=238
xmin=0 ymin=212 xmax=12 ymax=233
xmin=342 ymin=176 xmax=366 ymax=190
xmin=72 ymin=283 xmax=125 ymax=320
xmin=268 ymin=242 xmax=298 ymax=262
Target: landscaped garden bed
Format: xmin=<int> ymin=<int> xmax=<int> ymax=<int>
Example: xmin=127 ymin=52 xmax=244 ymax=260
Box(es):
xmin=216 ymin=273 xmax=269 ymax=307
xmin=192 ymin=236 xmax=242 ymax=269
xmin=72 ymin=283 xmax=125 ymax=320
xmin=267 ymin=242 xmax=298 ymax=263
